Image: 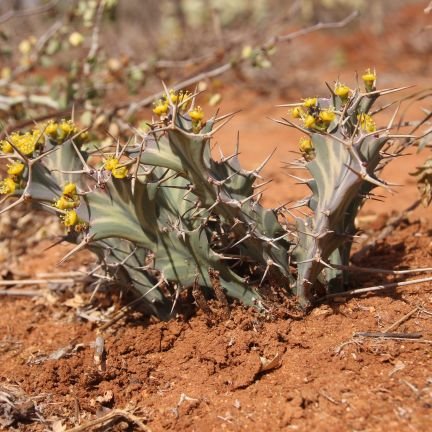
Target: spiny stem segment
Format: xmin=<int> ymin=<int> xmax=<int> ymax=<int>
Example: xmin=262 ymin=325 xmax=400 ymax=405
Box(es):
xmin=0 ymin=77 xmax=413 ymax=316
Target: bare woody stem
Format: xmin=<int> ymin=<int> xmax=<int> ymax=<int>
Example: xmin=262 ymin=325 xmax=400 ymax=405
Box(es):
xmin=322 ymin=276 xmax=432 ymax=301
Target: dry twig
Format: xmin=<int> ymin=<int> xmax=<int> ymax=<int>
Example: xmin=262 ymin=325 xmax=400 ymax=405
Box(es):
xmin=64 ymin=408 xmax=151 ymax=432
xmin=383 ymin=306 xmax=420 ymax=333
xmin=0 ymin=279 xmax=75 ymax=287
xmin=117 ymin=11 xmax=358 ymax=117
xmin=322 ymin=275 xmax=432 ymax=301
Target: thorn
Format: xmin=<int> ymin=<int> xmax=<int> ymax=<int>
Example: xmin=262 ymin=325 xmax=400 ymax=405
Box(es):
xmin=220 ymin=151 xmax=240 ymax=163
xmin=387 ymin=102 xmax=401 ymax=131
xmin=58 ymin=234 xmax=94 ymax=265
xmin=275 ymin=103 xmax=302 ymax=108
xmin=240 ymin=189 xmax=267 ymax=206
xmin=287 ymin=199 xmax=310 ymax=210
xmin=235 ymin=131 xmax=240 ymax=156
xmin=319 ymin=259 xmax=335 ymax=270
xmin=0 ymin=194 xmax=26 ymax=215
xmin=285 ymin=173 xmax=312 ymax=184
xmin=206 ymin=114 xmax=235 ymax=137
xmin=270 ymin=116 xmax=311 ymax=135
xmin=274 ymin=200 xmax=292 ymax=212
xmin=324 ymin=81 xmax=334 ymax=95
xmin=230 ymin=233 xmax=251 ymax=248
xmin=214 ymin=110 xmax=241 ymax=124
xmin=259 ymin=262 xmax=271 ymax=286
xmin=363 ymin=84 xmax=416 ymax=97
xmin=388 ymin=134 xmax=417 ymax=139
xmin=292 ymin=257 xmax=316 ymax=265
xmin=217 ymin=143 xmax=225 ymax=160
xmin=253 ymin=148 xmax=277 ymax=176
xmin=161 ymin=80 xmax=170 ymax=102
xmin=253 ymin=179 xmax=273 ymax=189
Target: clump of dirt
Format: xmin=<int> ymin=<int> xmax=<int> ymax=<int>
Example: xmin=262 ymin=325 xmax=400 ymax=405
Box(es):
xmin=1 ymin=214 xmax=432 ymax=431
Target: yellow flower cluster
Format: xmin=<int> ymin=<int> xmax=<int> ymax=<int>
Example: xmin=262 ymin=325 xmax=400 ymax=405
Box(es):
xmin=153 ymin=89 xmax=192 ymax=117
xmin=54 ymin=182 xmax=80 ymax=211
xmin=61 ymin=208 xmax=87 ymax=232
xmin=362 ymin=68 xmax=376 ymax=91
xmin=334 ymin=83 xmax=351 ymax=100
xmin=357 ymin=113 xmax=376 ymax=133
xmin=167 ymin=89 xmax=190 ymax=107
xmin=303 ymin=98 xmax=317 ymax=108
xmin=153 ymin=99 xmax=169 ymax=116
xmin=43 ymin=120 xmax=88 ymax=144
xmin=103 ymin=156 xmax=128 ymax=179
xmin=0 ymin=161 xmax=26 ymax=195
xmin=63 ymin=209 xmax=79 ymax=227
xmin=299 ymin=137 xmax=315 ymax=161
xmin=0 ymin=177 xmax=17 ymax=195
xmin=299 ymin=137 xmax=313 ymax=153
xmin=188 ymin=106 xmax=205 ymax=134
xmin=0 ymin=120 xmax=88 ymax=158
xmin=189 ymin=106 xmax=204 ymax=122
xmin=0 ymin=131 xmax=41 ymax=156
xmin=291 ymin=97 xmax=336 ymax=131
xmin=53 ymin=182 xmax=87 ymax=231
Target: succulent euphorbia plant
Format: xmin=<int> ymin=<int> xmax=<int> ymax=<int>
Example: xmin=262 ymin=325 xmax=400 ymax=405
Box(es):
xmin=0 ymin=72 xmax=409 ymax=316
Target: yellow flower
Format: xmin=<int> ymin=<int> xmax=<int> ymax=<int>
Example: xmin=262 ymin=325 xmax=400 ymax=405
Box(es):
xmin=167 ymin=90 xmax=179 ymax=104
xmin=303 ymin=98 xmax=317 ymax=108
xmin=362 ymin=68 xmax=376 ymax=84
xmin=63 ymin=209 xmax=78 ymax=227
xmin=241 ymin=45 xmax=253 ymax=59
xmin=291 ymin=106 xmax=303 ymax=119
xmin=69 ymin=32 xmax=85 ymax=47
xmin=112 ymin=166 xmax=128 ymax=179
xmin=58 ymin=120 xmax=76 ymax=141
xmin=54 ymin=196 xmax=78 ymax=210
xmin=176 ymin=90 xmax=191 ymax=108
xmin=362 ymin=68 xmax=376 ymax=91
xmin=0 ymin=140 xmax=13 ymax=154
xmin=166 ymin=89 xmax=191 ymax=107
xmin=11 ymin=133 xmax=36 ymax=156
xmin=299 ymin=137 xmax=313 ymax=153
xmin=77 ymin=130 xmax=89 ymax=143
xmin=357 ymin=113 xmax=376 ymax=133
xmin=153 ymin=100 xmax=169 ymax=116
xmin=1 ymin=67 xmax=11 ymax=80
xmin=304 ymin=115 xmax=316 ymax=129
xmin=63 ymin=182 xmax=77 ymax=196
xmin=18 ymin=39 xmax=32 ymax=55
xmin=319 ymin=109 xmax=336 ymax=123
xmin=7 ymin=161 xmax=25 ymax=176
xmin=31 ymin=129 xmax=45 ymax=146
xmin=334 ymin=84 xmax=350 ymax=99
xmin=45 ymin=121 xmax=58 ymax=137
xmin=189 ymin=106 xmax=204 ymax=122
xmin=104 ymin=156 xmax=119 ymax=171
xmin=0 ymin=177 xmax=17 ymax=195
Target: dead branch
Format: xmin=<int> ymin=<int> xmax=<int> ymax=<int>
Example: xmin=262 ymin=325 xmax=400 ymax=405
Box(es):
xmin=64 ymin=407 xmax=151 ymax=432
xmin=116 ymin=11 xmax=358 ymax=117
xmin=0 ymin=290 xmax=43 ymax=297
xmin=0 ymin=278 xmax=75 ymax=286
xmin=353 ymin=331 xmax=422 ymax=339
xmin=322 ymin=275 xmax=432 ymax=301
xmin=383 ymin=306 xmax=420 ymax=332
